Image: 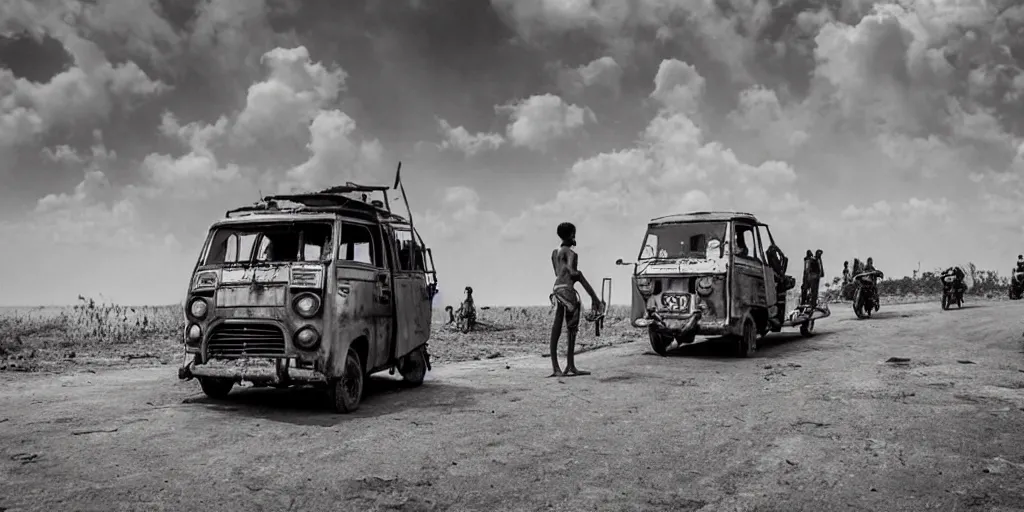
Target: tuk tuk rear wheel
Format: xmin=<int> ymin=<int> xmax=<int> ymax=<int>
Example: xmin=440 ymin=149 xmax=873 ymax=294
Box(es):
xmin=198 ymin=377 xmax=234 ymax=399
xmin=398 ymin=345 xmax=427 ymax=387
xmin=649 ymin=330 xmax=672 ymax=357
xmin=733 ymin=318 xmax=757 ymax=358
xmin=328 ymin=347 xmax=364 ymax=414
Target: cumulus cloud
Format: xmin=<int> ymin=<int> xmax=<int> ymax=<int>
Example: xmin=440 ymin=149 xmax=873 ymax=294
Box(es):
xmin=497 ymin=93 xmax=595 ymax=152
xmin=436 ymin=118 xmax=505 ymax=157
xmin=0 ymin=34 xmax=168 ymax=147
xmin=233 ymin=46 xmax=347 ymax=145
xmin=280 ymin=110 xmax=384 ymax=193
xmin=557 ymin=56 xmax=623 ymax=96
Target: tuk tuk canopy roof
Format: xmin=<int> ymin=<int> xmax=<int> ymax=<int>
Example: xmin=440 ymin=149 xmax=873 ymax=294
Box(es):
xmin=648 ymin=211 xmax=758 ymax=226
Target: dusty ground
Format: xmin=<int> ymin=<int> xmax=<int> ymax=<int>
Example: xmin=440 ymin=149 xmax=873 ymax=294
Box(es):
xmin=2 ymin=299 xmax=1024 ymax=511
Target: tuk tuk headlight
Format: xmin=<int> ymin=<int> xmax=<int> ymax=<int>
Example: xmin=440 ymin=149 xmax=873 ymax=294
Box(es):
xmin=696 ymin=277 xmax=714 ymax=296
xmin=293 ymin=293 xmax=321 ymax=318
xmin=636 ymin=277 xmax=654 ymax=296
xmin=294 ymin=326 xmax=321 ymax=350
xmin=189 ymin=298 xmax=208 ymax=319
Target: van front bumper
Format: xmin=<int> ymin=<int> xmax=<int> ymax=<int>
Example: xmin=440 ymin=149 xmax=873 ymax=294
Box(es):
xmin=178 ymin=356 xmax=327 ymax=385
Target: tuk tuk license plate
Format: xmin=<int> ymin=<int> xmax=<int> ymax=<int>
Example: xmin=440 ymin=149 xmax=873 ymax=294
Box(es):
xmin=661 ymin=293 xmax=692 ymax=312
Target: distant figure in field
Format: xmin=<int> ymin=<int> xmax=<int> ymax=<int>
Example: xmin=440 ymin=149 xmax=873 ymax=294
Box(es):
xmin=548 ymin=222 xmax=602 ymax=378
xmin=455 ymin=286 xmax=476 ymax=330
xmin=842 ymin=261 xmax=850 ymax=287
xmin=1016 ymin=255 xmax=1024 ymax=273
xmin=444 ymin=306 xmax=455 ymax=325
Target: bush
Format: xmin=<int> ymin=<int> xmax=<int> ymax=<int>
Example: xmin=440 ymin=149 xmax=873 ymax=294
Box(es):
xmin=864 ymin=263 xmax=1007 ymax=298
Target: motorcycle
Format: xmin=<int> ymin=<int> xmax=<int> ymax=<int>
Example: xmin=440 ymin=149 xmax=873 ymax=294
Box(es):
xmin=1010 ymin=270 xmax=1024 ymax=300
xmin=852 ymin=270 xmax=882 ymax=319
xmin=941 ymin=275 xmax=964 ymax=310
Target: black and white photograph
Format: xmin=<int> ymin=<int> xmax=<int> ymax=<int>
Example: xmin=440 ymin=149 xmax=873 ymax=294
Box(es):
xmin=2 ymin=0 xmax=1024 ymax=510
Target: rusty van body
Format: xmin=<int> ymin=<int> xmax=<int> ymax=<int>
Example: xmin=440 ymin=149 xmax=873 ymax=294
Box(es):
xmin=617 ymin=212 xmax=813 ymax=358
xmin=177 ymin=183 xmax=438 ymax=413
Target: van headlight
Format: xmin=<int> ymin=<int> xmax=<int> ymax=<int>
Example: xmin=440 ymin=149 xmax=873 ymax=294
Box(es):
xmin=294 ymin=326 xmax=321 ymax=350
xmin=292 ymin=293 xmax=321 ymax=318
xmin=189 ymin=298 xmax=208 ymax=319
xmin=186 ymin=324 xmax=202 ymax=344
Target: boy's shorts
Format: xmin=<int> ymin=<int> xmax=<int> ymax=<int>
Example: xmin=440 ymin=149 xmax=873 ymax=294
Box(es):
xmin=550 ymin=285 xmax=581 ymax=331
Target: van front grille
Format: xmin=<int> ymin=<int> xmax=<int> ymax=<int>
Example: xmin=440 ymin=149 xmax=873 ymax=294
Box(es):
xmin=206 ymin=324 xmax=286 ymax=359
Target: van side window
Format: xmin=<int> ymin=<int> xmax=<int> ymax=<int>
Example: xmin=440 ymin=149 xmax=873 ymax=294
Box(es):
xmin=368 ymin=225 xmax=386 ymax=268
xmin=393 ymin=228 xmax=424 ymax=271
xmin=337 ymin=224 xmax=374 ymax=265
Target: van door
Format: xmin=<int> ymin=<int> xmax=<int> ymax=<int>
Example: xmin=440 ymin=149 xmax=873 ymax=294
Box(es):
xmin=366 ymin=223 xmax=393 ymax=370
xmin=334 ymin=221 xmax=384 ymax=367
xmin=389 ymin=224 xmax=431 ymax=360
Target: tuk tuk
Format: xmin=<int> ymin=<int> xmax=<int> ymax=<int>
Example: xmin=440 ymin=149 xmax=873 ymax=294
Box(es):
xmin=177 ymin=182 xmax=438 ymax=413
xmin=616 ymin=211 xmax=828 ymax=357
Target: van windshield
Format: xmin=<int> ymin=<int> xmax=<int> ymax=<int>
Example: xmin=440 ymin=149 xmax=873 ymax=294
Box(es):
xmin=639 ymin=222 xmax=727 ymax=260
xmin=203 ymin=222 xmax=333 ymax=265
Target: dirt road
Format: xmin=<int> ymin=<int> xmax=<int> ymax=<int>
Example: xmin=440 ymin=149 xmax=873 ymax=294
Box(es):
xmin=2 ymin=300 xmax=1024 ymax=511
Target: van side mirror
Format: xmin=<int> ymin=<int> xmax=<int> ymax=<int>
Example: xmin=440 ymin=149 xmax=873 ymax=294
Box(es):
xmin=615 ymin=259 xmax=632 ymax=266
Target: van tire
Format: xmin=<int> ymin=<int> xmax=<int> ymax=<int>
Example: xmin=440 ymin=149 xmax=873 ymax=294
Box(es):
xmin=399 ymin=346 xmax=427 ymax=387
xmin=328 ymin=347 xmax=364 ymax=414
xmin=199 ymin=377 xmax=234 ymax=399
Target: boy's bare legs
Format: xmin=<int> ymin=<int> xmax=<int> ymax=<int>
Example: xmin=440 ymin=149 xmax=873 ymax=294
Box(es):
xmin=562 ymin=302 xmax=589 ymax=376
xmin=548 ymin=304 xmax=564 ymax=377
xmin=563 ymin=326 xmax=590 ymax=376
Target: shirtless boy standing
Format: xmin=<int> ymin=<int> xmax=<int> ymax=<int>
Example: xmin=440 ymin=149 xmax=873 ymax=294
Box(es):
xmin=549 ymin=222 xmax=602 ymax=377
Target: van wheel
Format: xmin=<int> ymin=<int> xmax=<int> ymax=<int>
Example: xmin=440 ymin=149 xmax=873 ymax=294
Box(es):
xmin=649 ymin=330 xmax=672 ymax=357
xmin=398 ymin=346 xmax=427 ymax=387
xmin=733 ymin=318 xmax=757 ymax=358
xmin=328 ymin=347 xmax=364 ymax=414
xmin=198 ymin=377 xmax=234 ymax=399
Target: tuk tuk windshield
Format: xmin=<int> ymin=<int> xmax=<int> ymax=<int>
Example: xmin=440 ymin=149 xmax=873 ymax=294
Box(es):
xmin=639 ymin=222 xmax=728 ymax=260
xmin=202 ymin=221 xmax=334 ymax=265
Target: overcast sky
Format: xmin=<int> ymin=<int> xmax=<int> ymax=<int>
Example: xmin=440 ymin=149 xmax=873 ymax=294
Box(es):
xmin=1 ymin=0 xmax=1023 ymax=307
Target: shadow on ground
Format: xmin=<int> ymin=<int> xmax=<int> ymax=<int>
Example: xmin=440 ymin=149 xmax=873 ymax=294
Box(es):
xmin=180 ymin=374 xmax=482 ymax=427
xmin=641 ymin=330 xmax=821 ymax=360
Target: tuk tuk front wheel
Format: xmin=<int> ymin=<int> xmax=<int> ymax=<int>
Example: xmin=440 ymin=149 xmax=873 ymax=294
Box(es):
xmin=649 ymin=329 xmax=672 ymax=357
xmin=398 ymin=345 xmax=427 ymax=387
xmin=800 ymin=320 xmax=815 ymax=338
xmin=328 ymin=347 xmax=364 ymax=414
xmin=733 ymin=318 xmax=757 ymax=358
xmin=198 ymin=377 xmax=234 ymax=399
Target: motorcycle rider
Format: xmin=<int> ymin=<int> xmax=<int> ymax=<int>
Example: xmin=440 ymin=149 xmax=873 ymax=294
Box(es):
xmin=941 ymin=266 xmax=966 ymax=293
xmin=862 ymin=257 xmax=883 ymax=312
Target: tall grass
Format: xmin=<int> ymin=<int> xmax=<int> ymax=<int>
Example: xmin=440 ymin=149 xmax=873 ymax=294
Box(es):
xmin=0 ymin=296 xmax=183 ymax=357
